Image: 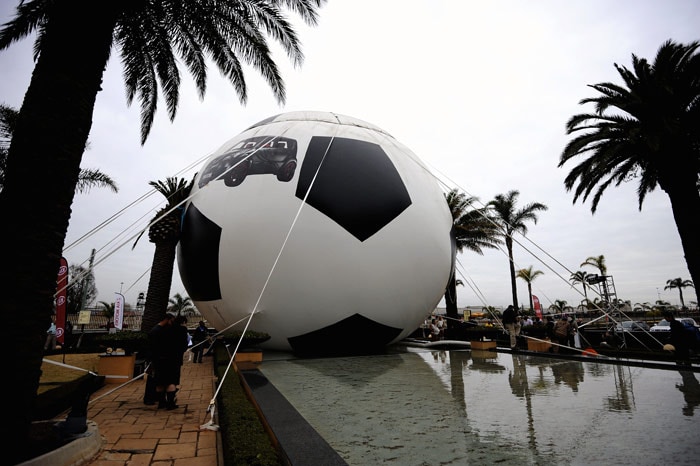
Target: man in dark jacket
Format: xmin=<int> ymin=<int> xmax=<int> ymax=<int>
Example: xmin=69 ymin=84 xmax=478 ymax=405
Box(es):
xmin=191 ymin=321 xmax=208 ymax=363
xmin=148 ymin=311 xmax=184 ymax=410
xmin=502 ymin=305 xmax=520 ymax=350
xmin=666 ymin=311 xmax=690 ymax=362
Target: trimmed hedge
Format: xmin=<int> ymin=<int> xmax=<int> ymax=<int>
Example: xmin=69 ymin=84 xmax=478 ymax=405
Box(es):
xmin=213 ymin=343 xmax=282 ymax=466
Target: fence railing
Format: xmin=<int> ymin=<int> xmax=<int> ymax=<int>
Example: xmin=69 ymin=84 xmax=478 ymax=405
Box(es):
xmin=65 ymin=313 xmax=143 ymax=333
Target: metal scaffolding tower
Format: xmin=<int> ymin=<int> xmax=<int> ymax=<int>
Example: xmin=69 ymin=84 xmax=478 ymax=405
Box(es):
xmin=586 ymin=274 xmax=627 ymax=346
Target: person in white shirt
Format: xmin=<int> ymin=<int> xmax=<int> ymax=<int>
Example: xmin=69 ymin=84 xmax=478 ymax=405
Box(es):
xmin=430 ymin=319 xmax=441 ymax=340
xmin=436 ymin=316 xmax=446 ymax=339
xmin=44 ymin=318 xmax=57 ymax=351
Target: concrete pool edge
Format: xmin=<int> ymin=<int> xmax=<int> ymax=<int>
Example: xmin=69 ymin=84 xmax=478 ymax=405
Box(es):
xmin=238 ymin=367 xmax=348 ymax=466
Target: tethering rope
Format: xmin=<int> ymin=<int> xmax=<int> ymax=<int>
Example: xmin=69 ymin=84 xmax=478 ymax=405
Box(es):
xmin=54 ymin=114 xmax=674 ymax=428
xmin=201 ymin=121 xmax=339 ymax=430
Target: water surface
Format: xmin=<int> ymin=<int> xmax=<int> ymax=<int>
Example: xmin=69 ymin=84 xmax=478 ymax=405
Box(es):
xmin=261 ymin=347 xmax=700 ymax=465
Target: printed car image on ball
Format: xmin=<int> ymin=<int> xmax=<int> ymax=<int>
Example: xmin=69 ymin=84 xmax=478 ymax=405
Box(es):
xmin=177 ymin=111 xmax=454 ymax=355
xmin=197 ymin=136 xmax=298 ymax=188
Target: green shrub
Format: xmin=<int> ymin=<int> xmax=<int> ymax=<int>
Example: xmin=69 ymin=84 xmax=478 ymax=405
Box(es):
xmin=94 ymin=331 xmax=150 ymax=355
xmin=213 ymin=343 xmax=282 ymax=466
xmin=220 ymin=330 xmax=271 ymax=350
xmin=221 ymin=329 xmax=271 ymax=340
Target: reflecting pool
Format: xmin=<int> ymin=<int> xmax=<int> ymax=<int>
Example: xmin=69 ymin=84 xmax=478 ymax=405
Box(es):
xmin=260 ymin=347 xmax=700 ymax=465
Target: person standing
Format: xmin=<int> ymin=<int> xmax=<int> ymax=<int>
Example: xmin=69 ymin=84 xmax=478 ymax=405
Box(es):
xmin=192 ymin=321 xmax=208 ymax=363
xmin=436 ymin=315 xmax=446 ymax=340
xmin=64 ymin=320 xmax=74 ymax=349
xmin=553 ymin=315 xmax=571 ymax=353
xmin=148 ymin=312 xmax=183 ymax=410
xmin=429 ymin=319 xmax=441 ymax=340
xmin=502 ymin=305 xmax=520 ymax=350
xmin=666 ymin=311 xmax=690 ymax=362
xmin=545 ymin=315 xmax=555 ymax=340
xmin=567 ymin=316 xmax=578 ymax=349
xmin=173 ymin=315 xmax=190 ymax=383
xmin=44 ymin=317 xmax=57 ymax=351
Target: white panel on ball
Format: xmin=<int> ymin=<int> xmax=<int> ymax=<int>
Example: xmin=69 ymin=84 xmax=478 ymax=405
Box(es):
xmin=177 ymin=111 xmax=454 ymax=355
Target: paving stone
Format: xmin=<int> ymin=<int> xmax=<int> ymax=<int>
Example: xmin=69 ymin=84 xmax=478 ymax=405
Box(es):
xmin=152 ymin=442 xmax=197 ymax=461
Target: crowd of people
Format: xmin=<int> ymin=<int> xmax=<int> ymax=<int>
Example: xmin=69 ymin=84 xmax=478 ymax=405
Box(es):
xmin=420 ymin=307 xmax=700 ymax=361
xmin=421 ymin=308 xmax=584 ymax=352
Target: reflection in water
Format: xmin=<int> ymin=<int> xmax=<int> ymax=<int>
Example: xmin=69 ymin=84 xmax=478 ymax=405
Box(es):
xmin=261 ymin=348 xmax=700 ymax=465
xmin=448 ymin=349 xmax=469 ymax=413
xmin=677 ymin=370 xmax=700 ymax=416
xmin=550 ymin=361 xmax=585 ymax=392
xmin=287 ymin=352 xmax=405 ymax=386
xmin=606 ymin=365 xmax=635 ymax=412
xmin=508 ymin=354 xmax=529 ymax=397
xmin=508 ymin=355 xmax=538 ymax=453
xmin=469 ymin=349 xmax=506 ymax=373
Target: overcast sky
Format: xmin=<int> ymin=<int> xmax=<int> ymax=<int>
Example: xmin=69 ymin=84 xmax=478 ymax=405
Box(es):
xmin=1 ymin=1 xmax=699 ymax=312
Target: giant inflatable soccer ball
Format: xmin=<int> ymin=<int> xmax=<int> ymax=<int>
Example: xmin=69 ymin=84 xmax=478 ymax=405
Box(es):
xmin=177 ymin=111 xmax=454 ymax=355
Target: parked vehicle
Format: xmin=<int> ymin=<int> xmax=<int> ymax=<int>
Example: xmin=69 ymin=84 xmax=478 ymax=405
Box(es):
xmin=614 ymin=320 xmax=650 ymax=332
xmin=650 ymin=318 xmax=698 ymax=332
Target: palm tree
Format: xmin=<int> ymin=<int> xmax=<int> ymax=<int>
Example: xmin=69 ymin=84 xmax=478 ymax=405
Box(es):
xmin=0 ymin=104 xmax=118 ymax=194
xmin=138 ymin=177 xmax=194 ymax=332
xmin=580 ymin=255 xmax=607 ymax=276
xmin=559 ymin=39 xmax=700 ymax=306
xmin=653 ymin=300 xmax=673 ymax=313
xmin=0 ymin=1 xmax=326 ymax=452
xmin=548 ymin=299 xmax=574 ymax=316
xmin=168 ymin=293 xmax=197 ymax=317
xmin=633 ymin=302 xmax=652 ymax=313
xmin=488 ymin=190 xmax=548 ymax=310
xmin=516 ymin=266 xmax=544 ymax=313
xmin=580 ymin=255 xmax=611 ymax=306
xmin=97 ymin=300 xmax=115 ymax=328
xmin=444 ymin=189 xmax=502 ymax=328
xmin=569 ymin=271 xmax=590 ymax=300
xmin=576 ymin=299 xmax=592 ymax=314
xmin=0 ymin=103 xmax=17 ymax=190
xmin=664 ymin=278 xmax=695 ymax=309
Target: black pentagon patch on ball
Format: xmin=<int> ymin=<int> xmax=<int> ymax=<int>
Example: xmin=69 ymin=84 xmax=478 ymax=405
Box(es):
xmin=287 ymin=313 xmax=403 ymax=356
xmin=177 ymin=203 xmax=222 ymax=301
xmin=295 ymin=136 xmax=412 ymax=241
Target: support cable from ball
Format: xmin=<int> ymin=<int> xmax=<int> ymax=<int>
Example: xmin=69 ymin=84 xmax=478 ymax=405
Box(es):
xmin=424 ymin=157 xmax=612 ymax=315
xmin=59 ymin=131 xmax=293 ymax=306
xmin=440 ymin=189 xmax=638 ymax=355
xmin=60 ymin=144 xmax=212 ymax=297
xmin=198 ymin=311 xmax=264 ymax=430
xmin=64 ymin=146 xmax=212 ymax=254
xmin=204 ymin=130 xmax=340 ymax=425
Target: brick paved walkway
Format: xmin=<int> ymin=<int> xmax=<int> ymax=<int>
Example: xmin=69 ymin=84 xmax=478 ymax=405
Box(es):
xmin=83 ymin=358 xmax=221 ymax=465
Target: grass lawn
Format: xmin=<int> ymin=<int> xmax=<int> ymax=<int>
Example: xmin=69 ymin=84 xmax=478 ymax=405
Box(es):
xmin=39 ymin=353 xmax=100 ymax=394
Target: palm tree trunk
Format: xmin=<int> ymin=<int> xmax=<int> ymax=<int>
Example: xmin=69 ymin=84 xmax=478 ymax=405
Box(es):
xmin=0 ymin=3 xmax=117 ymax=457
xmin=527 ymin=283 xmax=534 ymax=313
xmin=141 ymin=240 xmax=179 ymax=332
xmin=445 ymin=271 xmax=459 ymax=330
xmin=506 ymin=239 xmax=519 ymax=309
xmin=663 ymin=179 xmax=700 ymax=305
